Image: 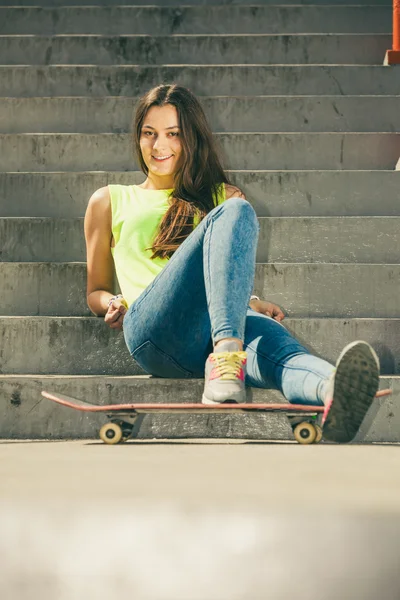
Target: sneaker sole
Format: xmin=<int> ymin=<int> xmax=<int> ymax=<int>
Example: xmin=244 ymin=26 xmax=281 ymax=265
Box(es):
xmin=323 ymin=341 xmax=380 ymax=443
xmin=201 ymin=396 xmax=240 ymax=406
xmin=201 ymin=391 xmax=246 ymax=406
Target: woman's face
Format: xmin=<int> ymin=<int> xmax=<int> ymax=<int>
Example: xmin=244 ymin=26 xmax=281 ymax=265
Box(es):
xmin=140 ymin=104 xmax=183 ymax=183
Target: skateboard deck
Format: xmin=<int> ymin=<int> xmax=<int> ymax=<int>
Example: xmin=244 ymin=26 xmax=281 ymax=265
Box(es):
xmin=41 ymin=390 xmax=325 ymax=414
xmin=41 ymin=388 xmax=392 ymax=446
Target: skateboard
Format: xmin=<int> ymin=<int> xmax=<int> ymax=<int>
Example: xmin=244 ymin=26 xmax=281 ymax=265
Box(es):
xmin=41 ymin=389 xmax=392 ymax=446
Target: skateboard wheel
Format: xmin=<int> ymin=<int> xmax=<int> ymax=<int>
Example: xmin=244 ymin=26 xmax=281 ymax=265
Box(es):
xmin=99 ymin=422 xmax=123 ymax=445
xmin=314 ymin=424 xmax=323 ymax=444
xmin=293 ymin=422 xmax=317 ymax=445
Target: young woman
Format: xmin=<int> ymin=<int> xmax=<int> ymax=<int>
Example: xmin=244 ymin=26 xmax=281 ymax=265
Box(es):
xmin=84 ymin=84 xmax=380 ymax=443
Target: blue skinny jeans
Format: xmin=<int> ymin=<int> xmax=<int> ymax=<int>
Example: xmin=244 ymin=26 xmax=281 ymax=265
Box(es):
xmin=123 ymin=198 xmax=335 ymax=405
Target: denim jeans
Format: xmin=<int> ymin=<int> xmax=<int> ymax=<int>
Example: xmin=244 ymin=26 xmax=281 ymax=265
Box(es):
xmin=123 ymin=197 xmax=335 ymax=405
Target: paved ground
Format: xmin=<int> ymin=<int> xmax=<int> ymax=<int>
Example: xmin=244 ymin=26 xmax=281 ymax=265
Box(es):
xmin=1 ymin=439 xmax=400 ymax=599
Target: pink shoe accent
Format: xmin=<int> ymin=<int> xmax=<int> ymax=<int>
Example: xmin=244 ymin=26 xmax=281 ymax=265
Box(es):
xmin=208 ymin=361 xmax=246 ymax=382
xmin=322 ymin=398 xmax=333 ymax=426
xmin=209 ymin=367 xmax=220 ymax=381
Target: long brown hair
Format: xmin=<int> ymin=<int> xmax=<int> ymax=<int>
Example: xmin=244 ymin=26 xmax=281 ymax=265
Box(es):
xmin=133 ymin=84 xmax=230 ymax=260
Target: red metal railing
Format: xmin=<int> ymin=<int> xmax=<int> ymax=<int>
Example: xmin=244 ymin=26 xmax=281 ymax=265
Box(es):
xmin=385 ymin=0 xmax=400 ymax=64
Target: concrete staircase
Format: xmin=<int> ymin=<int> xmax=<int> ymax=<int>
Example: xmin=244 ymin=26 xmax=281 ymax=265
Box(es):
xmin=0 ymin=0 xmax=399 ymax=442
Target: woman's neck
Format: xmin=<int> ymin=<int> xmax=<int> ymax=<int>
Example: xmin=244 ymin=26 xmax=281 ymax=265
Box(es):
xmin=139 ymin=175 xmax=174 ymax=191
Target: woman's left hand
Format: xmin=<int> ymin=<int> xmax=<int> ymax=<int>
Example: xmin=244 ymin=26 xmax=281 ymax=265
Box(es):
xmin=249 ymin=299 xmax=285 ymax=322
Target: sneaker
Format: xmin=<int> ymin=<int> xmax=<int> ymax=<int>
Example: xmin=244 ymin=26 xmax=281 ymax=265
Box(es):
xmin=322 ymin=340 xmax=380 ymax=443
xmin=202 ymin=340 xmax=247 ymax=405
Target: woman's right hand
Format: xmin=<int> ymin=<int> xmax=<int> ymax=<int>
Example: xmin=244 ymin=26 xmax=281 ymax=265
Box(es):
xmin=104 ymin=298 xmax=128 ymax=330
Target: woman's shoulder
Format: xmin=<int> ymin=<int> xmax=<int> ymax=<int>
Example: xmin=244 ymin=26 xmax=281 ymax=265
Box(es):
xmin=85 ymin=186 xmax=112 ymax=232
xmin=224 ymin=183 xmax=246 ymax=200
xmin=88 ymin=184 xmax=134 ymax=212
xmin=88 ymin=185 xmax=111 ymax=210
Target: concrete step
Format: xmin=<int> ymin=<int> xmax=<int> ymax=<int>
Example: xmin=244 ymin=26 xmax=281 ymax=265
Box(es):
xmin=1 ymin=262 xmax=91 ymax=316
xmin=2 ymin=96 xmax=399 ymax=134
xmin=0 ymin=317 xmax=399 ymax=375
xmin=0 ymin=34 xmax=390 ymax=66
xmin=2 ymin=262 xmax=400 ymax=318
xmin=257 ymin=217 xmax=400 ymax=263
xmin=6 ymin=0 xmax=393 ymax=7
xmin=1 ymin=133 xmax=398 ymax=171
xmin=0 ymin=374 xmax=398 ymax=443
xmin=0 ymin=6 xmax=391 ymax=35
xmin=2 ymin=217 xmax=400 ymax=264
xmin=2 ymin=171 xmax=399 ymax=219
xmin=2 ymin=65 xmax=399 ymax=97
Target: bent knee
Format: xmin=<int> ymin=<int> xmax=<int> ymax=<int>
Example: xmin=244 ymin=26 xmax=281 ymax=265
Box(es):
xmin=223 ymin=197 xmax=259 ymax=228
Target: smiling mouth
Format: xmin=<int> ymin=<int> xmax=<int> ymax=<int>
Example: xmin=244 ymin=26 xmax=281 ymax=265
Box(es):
xmin=152 ymin=155 xmax=173 ymax=162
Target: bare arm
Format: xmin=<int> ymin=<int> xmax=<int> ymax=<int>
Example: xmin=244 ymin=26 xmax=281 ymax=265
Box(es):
xmin=84 ymin=186 xmax=115 ymax=316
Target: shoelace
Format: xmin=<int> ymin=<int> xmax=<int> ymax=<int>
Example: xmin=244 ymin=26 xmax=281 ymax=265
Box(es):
xmin=209 ymin=351 xmax=247 ymax=380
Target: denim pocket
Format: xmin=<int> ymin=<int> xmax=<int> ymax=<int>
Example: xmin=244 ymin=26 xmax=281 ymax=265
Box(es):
xmin=131 ymin=340 xmax=193 ymax=378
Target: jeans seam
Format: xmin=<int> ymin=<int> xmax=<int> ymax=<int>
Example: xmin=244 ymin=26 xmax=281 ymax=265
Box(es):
xmin=213 ymin=330 xmax=237 ymax=344
xmin=204 ymin=217 xmax=213 ymax=320
xmin=205 ymin=204 xmax=251 ymax=342
xmin=246 ymin=345 xmax=329 ymax=379
xmin=131 ymin=339 xmax=193 ymax=378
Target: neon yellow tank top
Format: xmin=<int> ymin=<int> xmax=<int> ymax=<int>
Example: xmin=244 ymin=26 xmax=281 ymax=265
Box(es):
xmin=109 ymin=184 xmax=226 ymax=307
